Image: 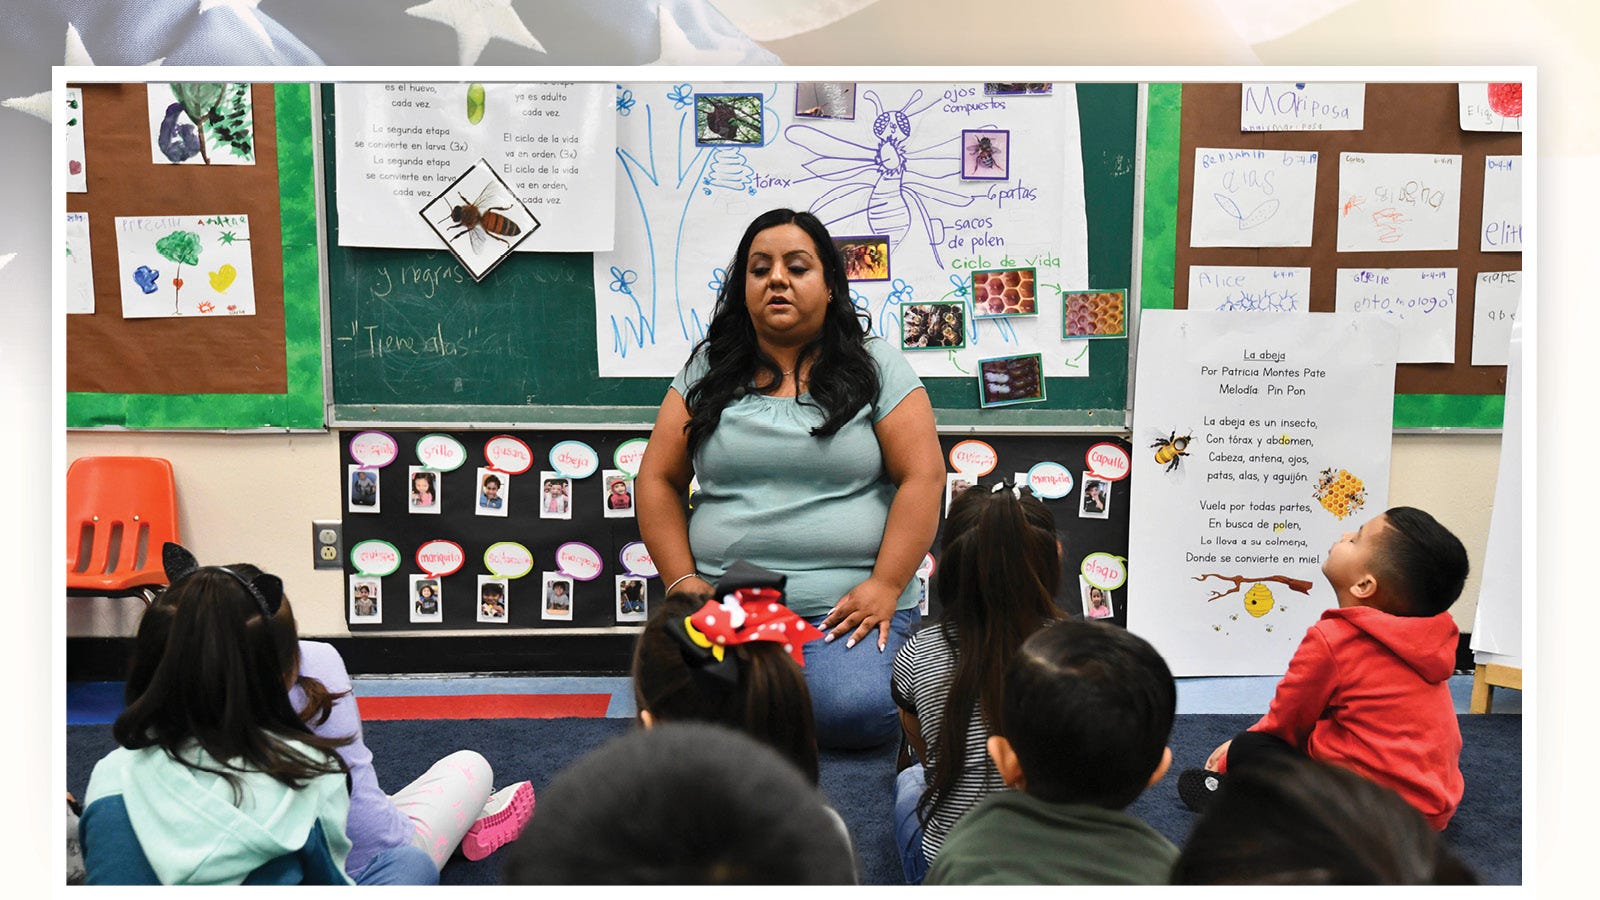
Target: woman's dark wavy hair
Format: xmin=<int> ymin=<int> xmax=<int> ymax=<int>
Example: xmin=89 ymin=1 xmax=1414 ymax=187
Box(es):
xmin=682 ymin=208 xmax=878 ymax=457
xmin=114 ymin=567 xmax=349 ymax=801
xmin=920 ymin=484 xmax=1063 ymax=831
xmin=632 ymin=592 xmax=820 ymax=785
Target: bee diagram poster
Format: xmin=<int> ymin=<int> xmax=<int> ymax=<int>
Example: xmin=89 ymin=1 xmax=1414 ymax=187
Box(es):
xmin=333 ymin=82 xmax=614 ymax=252
xmin=592 ymin=81 xmax=1090 ymax=379
xmin=1127 ymin=310 xmax=1399 ymax=676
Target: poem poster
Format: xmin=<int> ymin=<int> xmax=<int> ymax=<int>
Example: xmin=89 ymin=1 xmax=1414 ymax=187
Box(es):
xmin=1127 ymin=310 xmax=1399 ymax=676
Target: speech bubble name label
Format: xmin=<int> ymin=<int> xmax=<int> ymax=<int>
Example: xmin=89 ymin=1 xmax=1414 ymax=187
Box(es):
xmin=350 ymin=431 xmax=399 ymax=467
xmin=619 ymin=541 xmax=658 ymax=577
xmin=1026 ymin=461 xmax=1075 ymax=498
xmin=549 ymin=440 xmax=600 ymax=479
xmin=1081 ymin=550 xmax=1132 ymax=592
xmin=614 ymin=438 xmax=648 ymax=477
xmin=484 ymin=435 xmax=534 ymax=474
xmin=416 ymin=540 xmax=466 ymax=577
xmin=484 ymin=541 xmax=535 ymax=579
xmin=917 ymin=552 xmax=936 ymax=578
xmin=1081 ymin=552 xmax=1128 ymax=591
xmin=350 ymin=540 xmax=402 ymax=576
xmin=416 ymin=434 xmax=468 ymax=472
xmin=555 ymin=542 xmax=604 ymax=581
xmin=949 ymin=439 xmax=998 ymax=476
xmin=1086 ymin=443 xmax=1131 ymax=481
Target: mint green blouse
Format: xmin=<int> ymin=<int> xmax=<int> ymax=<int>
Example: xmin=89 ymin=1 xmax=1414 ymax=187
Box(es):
xmin=670 ymin=338 xmax=926 ymax=617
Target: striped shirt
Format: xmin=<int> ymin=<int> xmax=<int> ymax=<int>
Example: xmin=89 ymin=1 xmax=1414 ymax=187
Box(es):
xmin=890 ymin=625 xmax=1007 ymax=863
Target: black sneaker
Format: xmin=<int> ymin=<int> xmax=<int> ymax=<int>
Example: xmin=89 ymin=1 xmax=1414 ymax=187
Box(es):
xmin=1178 ymin=767 xmax=1225 ymax=813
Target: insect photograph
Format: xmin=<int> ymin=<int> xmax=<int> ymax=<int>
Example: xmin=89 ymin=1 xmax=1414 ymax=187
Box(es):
xmin=961 ymin=128 xmax=1009 ymax=180
xmin=420 ymin=158 xmax=538 ymax=282
xmin=1150 ymin=430 xmax=1192 ymax=473
xmin=694 ymin=92 xmax=765 ymax=145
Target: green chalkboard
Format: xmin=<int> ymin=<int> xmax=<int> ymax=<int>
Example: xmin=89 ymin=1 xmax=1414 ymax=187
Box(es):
xmin=324 ymin=84 xmax=1137 ymax=427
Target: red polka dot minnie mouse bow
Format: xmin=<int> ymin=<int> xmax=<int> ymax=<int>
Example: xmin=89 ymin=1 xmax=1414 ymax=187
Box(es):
xmin=679 ymin=586 xmax=825 ymax=669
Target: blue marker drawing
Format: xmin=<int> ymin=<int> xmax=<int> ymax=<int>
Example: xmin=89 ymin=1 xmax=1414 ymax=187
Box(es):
xmin=615 ymin=86 xmax=636 ymax=116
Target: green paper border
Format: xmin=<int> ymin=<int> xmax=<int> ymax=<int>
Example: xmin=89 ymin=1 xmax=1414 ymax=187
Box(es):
xmin=67 ymin=83 xmax=325 ymax=430
xmin=1137 ymin=84 xmax=1502 ymax=431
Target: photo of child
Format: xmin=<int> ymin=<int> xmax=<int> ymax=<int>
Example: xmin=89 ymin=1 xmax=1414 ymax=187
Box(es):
xmin=408 ymin=466 xmax=440 ymax=514
xmin=410 ymin=575 xmax=442 ymax=624
xmin=478 ymin=577 xmax=508 ymax=623
xmin=616 ymin=576 xmax=647 ymax=624
xmin=1083 ymin=581 xmax=1115 ymax=620
xmin=540 ymin=473 xmax=572 ymax=520
xmin=603 ymin=470 xmax=634 ymax=519
xmin=1081 ymin=476 xmax=1112 ymax=519
xmin=542 ymin=573 xmax=573 ymax=621
xmin=349 ymin=578 xmax=381 ymax=622
xmin=348 ymin=466 xmax=379 ymax=513
xmin=477 ymin=468 xmax=509 ymax=518
xmin=945 ymin=472 xmax=974 ymax=517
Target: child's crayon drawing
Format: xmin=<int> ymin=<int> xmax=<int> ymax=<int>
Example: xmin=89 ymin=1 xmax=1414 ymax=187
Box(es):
xmin=115 ymin=214 xmax=255 ymax=318
xmin=147 ymin=83 xmax=256 ymax=165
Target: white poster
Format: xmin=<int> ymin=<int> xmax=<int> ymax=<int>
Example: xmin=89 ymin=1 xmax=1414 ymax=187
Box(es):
xmin=1128 ymin=310 xmax=1399 ymax=676
xmin=1189 ymin=148 xmax=1318 ymax=248
xmin=65 ymin=87 xmax=86 ymax=192
xmin=65 ymin=212 xmax=95 ymax=314
xmin=1333 ymin=267 xmax=1457 ymax=364
xmin=1480 ymin=156 xmax=1523 ymax=252
xmin=593 ymin=81 xmax=1090 ymax=378
xmin=1459 ymin=82 xmax=1523 ymax=132
xmin=1471 ymin=271 xmax=1521 ymax=367
xmin=1188 ymin=266 xmax=1311 ymax=313
xmin=115 ymin=214 xmax=255 ymax=319
xmin=1472 ymin=318 xmax=1522 ymax=667
xmin=333 ymin=82 xmax=615 ymax=252
xmin=147 ymin=83 xmax=256 ymax=165
xmin=1240 ymin=83 xmax=1365 ymax=132
xmin=1336 ymin=152 xmax=1462 ymax=252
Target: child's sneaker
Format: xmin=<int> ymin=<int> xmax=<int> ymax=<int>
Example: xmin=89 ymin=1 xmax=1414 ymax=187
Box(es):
xmin=1178 ymin=767 xmax=1225 ymax=813
xmin=461 ymin=781 xmax=535 ymax=861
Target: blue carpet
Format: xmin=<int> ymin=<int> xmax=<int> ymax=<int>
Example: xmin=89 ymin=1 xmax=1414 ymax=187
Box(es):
xmin=66 ymin=713 xmax=1521 ymax=885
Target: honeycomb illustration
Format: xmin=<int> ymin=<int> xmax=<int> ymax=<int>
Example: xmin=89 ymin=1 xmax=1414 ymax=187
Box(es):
xmin=972 ymin=268 xmax=1036 ymax=316
xmin=1244 ymin=582 xmax=1275 ymax=618
xmin=1064 ymin=291 xmax=1126 ymax=337
xmin=1312 ymin=468 xmax=1367 ymax=520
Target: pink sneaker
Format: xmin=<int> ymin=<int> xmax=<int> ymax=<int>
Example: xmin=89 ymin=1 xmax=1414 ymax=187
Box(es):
xmin=460 ymin=781 xmax=536 ymax=861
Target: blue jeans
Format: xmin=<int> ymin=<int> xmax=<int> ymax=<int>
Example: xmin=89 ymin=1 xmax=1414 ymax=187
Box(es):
xmin=354 ymin=843 xmax=439 ymax=886
xmin=894 ymin=763 xmax=930 ymax=884
xmin=801 ymin=607 xmax=917 ymax=750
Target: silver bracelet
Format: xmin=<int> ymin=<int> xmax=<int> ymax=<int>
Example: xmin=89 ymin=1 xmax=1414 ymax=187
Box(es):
xmin=665 ymin=572 xmax=700 ymax=594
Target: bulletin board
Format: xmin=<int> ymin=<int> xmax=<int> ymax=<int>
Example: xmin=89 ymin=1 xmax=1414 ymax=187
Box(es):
xmin=65 ymin=83 xmax=324 ymax=430
xmin=1141 ymin=83 xmax=1520 ymax=430
xmin=339 ymin=429 xmax=1132 ymax=632
xmin=321 ymin=83 xmax=1138 ymax=428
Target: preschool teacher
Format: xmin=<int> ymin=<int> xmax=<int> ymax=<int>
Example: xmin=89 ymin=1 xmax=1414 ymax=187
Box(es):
xmin=637 ymin=208 xmax=945 ymax=750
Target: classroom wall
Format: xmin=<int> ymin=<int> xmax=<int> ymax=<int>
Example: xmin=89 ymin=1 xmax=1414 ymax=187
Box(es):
xmin=65 ymin=430 xmax=1499 ymax=641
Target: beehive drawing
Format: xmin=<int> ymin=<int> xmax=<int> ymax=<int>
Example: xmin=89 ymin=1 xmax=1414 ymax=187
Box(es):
xmin=1063 ymin=290 xmax=1126 ymax=337
xmin=1243 ymin=582 xmax=1275 ymax=617
xmin=971 ymin=268 xmax=1036 ymax=316
xmin=1312 ymin=468 xmax=1367 ymax=520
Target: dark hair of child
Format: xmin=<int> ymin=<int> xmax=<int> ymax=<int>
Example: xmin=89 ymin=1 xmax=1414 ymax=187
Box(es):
xmin=999 ymin=618 xmax=1175 ymax=810
xmin=482 ymin=582 xmax=505 ymax=598
xmin=482 ymin=473 xmax=500 ymax=489
xmin=632 ymin=591 xmax=820 ymax=785
xmin=113 ymin=567 xmax=350 ymax=800
xmin=1373 ymin=506 xmax=1470 ymax=616
xmin=921 ymin=484 xmax=1062 ymax=827
xmin=1171 ymin=754 xmax=1477 ymax=885
xmin=501 ymin=722 xmax=854 ymax=885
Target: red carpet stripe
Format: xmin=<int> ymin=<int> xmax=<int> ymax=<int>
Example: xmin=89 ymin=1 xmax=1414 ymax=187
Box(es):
xmin=356 ymin=693 xmax=612 ymax=720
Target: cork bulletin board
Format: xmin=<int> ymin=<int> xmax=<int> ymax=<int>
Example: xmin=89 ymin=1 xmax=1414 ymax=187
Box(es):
xmin=1142 ymin=82 xmax=1522 ymax=429
xmin=65 ymin=82 xmax=323 ymax=429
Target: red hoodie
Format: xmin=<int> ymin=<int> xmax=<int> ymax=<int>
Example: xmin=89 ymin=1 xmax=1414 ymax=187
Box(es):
xmin=1237 ymin=605 xmax=1464 ymax=829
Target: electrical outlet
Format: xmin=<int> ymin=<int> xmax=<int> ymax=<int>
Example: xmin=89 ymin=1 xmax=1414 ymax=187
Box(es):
xmin=312 ymin=519 xmax=343 ymax=570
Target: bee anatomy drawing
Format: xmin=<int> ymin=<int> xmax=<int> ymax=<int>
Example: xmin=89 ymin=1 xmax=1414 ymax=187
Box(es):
xmin=439 ymin=180 xmax=522 ymax=254
xmin=1151 ymin=431 xmax=1192 ymax=473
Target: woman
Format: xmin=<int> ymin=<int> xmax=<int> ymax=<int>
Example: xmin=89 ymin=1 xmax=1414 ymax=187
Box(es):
xmin=636 ymin=208 xmax=944 ymax=749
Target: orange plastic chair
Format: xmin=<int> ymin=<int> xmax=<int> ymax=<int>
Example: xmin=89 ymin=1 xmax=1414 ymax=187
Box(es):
xmin=66 ymin=456 xmax=180 ymax=604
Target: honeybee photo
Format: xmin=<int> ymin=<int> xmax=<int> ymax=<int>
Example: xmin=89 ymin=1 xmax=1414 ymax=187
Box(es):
xmin=694 ymin=93 xmax=765 ymax=146
xmin=977 ymin=353 xmax=1046 ymax=408
xmin=419 ymin=157 xmax=539 ymax=282
xmin=961 ymin=129 xmax=1009 ymax=180
xmin=795 ymin=82 xmax=856 ymax=120
xmin=1063 ymin=289 xmax=1128 ymax=338
xmin=832 ymin=235 xmax=890 ymax=282
xmin=901 ymin=302 xmax=966 ymax=350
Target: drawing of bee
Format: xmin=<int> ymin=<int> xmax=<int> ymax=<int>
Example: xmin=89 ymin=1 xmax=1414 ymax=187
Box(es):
xmin=1151 ymin=431 xmax=1192 ymax=472
xmin=968 ymin=135 xmax=998 ymax=169
xmin=439 ymin=180 xmax=521 ymax=254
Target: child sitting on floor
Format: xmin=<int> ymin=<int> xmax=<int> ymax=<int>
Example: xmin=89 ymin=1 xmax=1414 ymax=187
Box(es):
xmin=924 ymin=619 xmax=1179 ymax=885
xmin=1178 ymin=507 xmax=1470 ymax=830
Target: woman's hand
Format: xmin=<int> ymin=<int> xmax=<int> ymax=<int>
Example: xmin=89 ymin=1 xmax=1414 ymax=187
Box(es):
xmin=822 ymin=576 xmax=902 ymax=651
xmin=1205 ymin=739 xmax=1231 ymax=771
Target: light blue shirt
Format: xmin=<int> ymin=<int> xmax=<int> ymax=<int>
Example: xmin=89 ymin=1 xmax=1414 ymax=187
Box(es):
xmin=671 ymin=338 xmax=925 ymax=617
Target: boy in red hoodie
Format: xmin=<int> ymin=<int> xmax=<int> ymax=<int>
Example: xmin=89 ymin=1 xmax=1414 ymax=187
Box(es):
xmin=1179 ymin=506 xmax=1469 ymax=830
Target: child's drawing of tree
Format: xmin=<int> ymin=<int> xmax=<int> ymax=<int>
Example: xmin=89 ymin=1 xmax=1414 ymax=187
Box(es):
xmin=155 ymin=231 xmax=201 ymax=312
xmin=159 ymin=83 xmax=254 ymax=164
